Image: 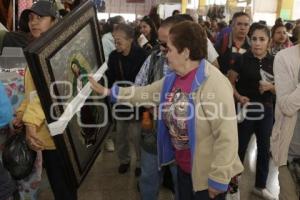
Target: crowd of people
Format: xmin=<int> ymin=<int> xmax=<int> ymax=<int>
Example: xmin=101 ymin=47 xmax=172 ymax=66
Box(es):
xmin=93 ymin=6 xmax=300 ymax=200
xmin=0 ymin=1 xmax=300 ymax=200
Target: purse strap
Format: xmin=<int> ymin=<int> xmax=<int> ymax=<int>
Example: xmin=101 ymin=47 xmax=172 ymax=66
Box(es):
xmin=298 ymin=63 xmax=300 ymax=83
xmin=118 ymin=57 xmax=125 ymax=80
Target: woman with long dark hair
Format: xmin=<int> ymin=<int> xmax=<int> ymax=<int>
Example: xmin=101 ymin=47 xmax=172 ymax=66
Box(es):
xmin=138 ymin=16 xmax=158 ymax=52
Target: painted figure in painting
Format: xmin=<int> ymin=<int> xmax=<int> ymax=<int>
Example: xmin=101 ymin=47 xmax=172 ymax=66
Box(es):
xmin=70 ymin=58 xmax=88 ymax=96
xmin=70 ymin=57 xmax=99 ymax=148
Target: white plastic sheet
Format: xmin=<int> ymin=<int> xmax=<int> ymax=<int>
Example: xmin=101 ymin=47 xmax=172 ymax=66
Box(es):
xmin=48 ymin=62 xmax=108 ymax=136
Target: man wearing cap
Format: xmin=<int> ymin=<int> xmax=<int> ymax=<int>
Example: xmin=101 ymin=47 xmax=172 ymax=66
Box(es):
xmin=13 ymin=1 xmax=77 ymax=199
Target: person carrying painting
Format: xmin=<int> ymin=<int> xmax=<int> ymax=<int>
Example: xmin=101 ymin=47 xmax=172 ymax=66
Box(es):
xmin=13 ymin=1 xmax=77 ymax=199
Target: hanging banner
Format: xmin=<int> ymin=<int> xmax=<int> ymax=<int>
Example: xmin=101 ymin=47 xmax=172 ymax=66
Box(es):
xmin=0 ymin=0 xmax=13 ymax=30
xmin=18 ymin=0 xmax=33 ymax=17
xmin=126 ymin=0 xmax=145 ymax=3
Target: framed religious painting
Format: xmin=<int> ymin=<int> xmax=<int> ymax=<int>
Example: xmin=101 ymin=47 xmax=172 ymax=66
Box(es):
xmin=23 ymin=0 xmax=112 ymax=187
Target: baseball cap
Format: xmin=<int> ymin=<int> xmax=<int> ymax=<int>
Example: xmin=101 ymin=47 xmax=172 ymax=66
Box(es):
xmin=21 ymin=1 xmax=57 ymax=23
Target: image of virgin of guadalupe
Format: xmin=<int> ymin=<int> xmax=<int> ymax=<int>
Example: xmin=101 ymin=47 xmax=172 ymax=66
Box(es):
xmin=70 ymin=58 xmax=100 ymax=148
xmin=70 ymin=58 xmax=88 ymax=96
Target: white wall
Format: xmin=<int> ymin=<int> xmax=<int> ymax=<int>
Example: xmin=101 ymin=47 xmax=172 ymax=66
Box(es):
xmin=252 ymin=0 xmax=277 ymax=26
xmin=292 ymin=0 xmax=300 ymax=20
xmin=158 ymin=3 xmax=181 ymax=19
xmin=105 ymin=0 xmax=158 ymax=15
xmin=103 ymin=0 xmax=181 ymax=16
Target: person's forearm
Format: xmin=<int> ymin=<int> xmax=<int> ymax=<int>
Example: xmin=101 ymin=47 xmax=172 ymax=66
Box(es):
xmin=270 ymin=84 xmax=276 ymax=94
xmin=233 ymin=89 xmax=241 ymax=101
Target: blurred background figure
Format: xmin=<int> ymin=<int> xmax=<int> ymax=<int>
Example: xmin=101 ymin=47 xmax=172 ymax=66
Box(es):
xmin=101 ymin=15 xmax=125 ymax=152
xmin=215 ymin=12 xmax=251 ymax=75
xmin=106 ymin=24 xmax=147 ymax=175
xmin=148 ymin=5 xmax=161 ymax=30
xmin=172 ymin=9 xmax=180 ymax=16
xmin=102 ymin=15 xmax=125 ymax=62
xmin=270 ymin=22 xmax=293 ymax=56
xmin=228 ymin=24 xmax=276 ymax=200
xmin=137 ymin=16 xmax=158 ymax=53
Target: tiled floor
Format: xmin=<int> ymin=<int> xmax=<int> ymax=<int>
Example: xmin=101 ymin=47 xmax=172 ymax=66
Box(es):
xmin=239 ymin=136 xmax=279 ymax=200
xmin=39 ymin=135 xmax=279 ymax=200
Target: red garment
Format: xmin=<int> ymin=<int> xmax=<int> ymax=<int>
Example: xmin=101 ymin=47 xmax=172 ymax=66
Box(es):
xmin=163 ymin=67 xmax=198 ymax=173
xmin=18 ymin=0 xmax=32 ymax=17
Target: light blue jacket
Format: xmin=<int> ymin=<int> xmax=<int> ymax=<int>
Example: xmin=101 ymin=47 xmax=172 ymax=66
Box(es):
xmin=0 ymin=82 xmax=12 ymax=127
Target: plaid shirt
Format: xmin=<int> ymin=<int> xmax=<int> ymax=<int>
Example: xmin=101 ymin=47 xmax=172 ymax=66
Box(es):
xmin=135 ymin=51 xmax=169 ymax=86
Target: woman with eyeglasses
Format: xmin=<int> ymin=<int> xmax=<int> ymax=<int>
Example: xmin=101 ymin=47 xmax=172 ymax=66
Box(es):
xmin=227 ymin=24 xmax=276 ymax=200
xmin=90 ymin=21 xmax=243 ymax=200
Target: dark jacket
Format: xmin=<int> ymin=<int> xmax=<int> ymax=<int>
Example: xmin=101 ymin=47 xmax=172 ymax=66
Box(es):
xmin=107 ymin=43 xmax=147 ymax=87
xmin=214 ymin=31 xmax=251 ymax=75
xmin=0 ymin=31 xmax=29 ymax=54
xmin=107 ymin=43 xmax=147 ymax=118
xmin=232 ymin=51 xmax=274 ymax=103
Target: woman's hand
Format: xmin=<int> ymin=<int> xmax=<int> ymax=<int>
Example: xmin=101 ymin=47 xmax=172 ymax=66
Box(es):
xmin=12 ymin=112 xmax=24 ymax=130
xmin=88 ymin=76 xmax=110 ymax=96
xmin=208 ymin=187 xmax=223 ymax=199
xmin=26 ymin=125 xmax=44 ymax=151
xmin=259 ymin=80 xmax=274 ymax=94
xmin=237 ymin=95 xmax=250 ymax=106
xmin=145 ymin=43 xmax=153 ymax=50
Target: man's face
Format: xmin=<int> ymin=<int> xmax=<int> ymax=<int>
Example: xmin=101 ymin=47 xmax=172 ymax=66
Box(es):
xmin=211 ymin=19 xmax=218 ymax=30
xmin=157 ymin=26 xmax=171 ymax=55
xmin=232 ymin=15 xmax=250 ymax=39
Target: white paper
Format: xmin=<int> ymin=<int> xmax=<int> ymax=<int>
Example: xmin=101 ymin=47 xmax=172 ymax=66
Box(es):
xmin=48 ymin=62 xmax=108 ymax=136
xmin=138 ymin=34 xmax=148 ymax=47
xmin=0 ymin=22 xmax=7 ymax=31
xmin=260 ymin=69 xmax=274 ymax=84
